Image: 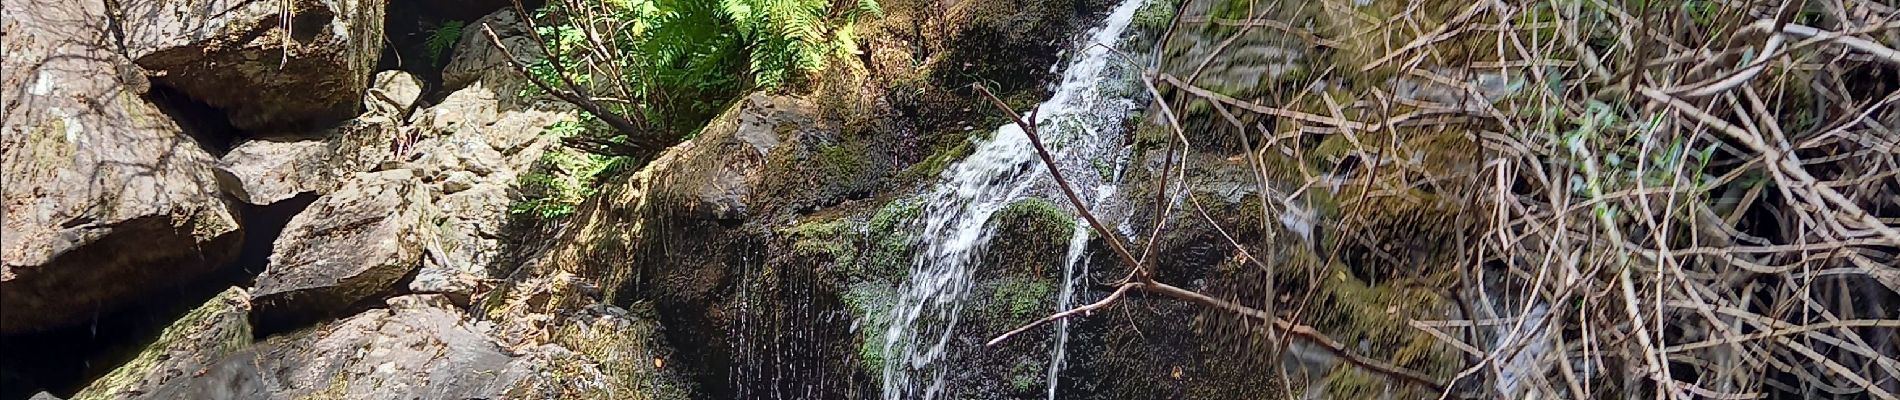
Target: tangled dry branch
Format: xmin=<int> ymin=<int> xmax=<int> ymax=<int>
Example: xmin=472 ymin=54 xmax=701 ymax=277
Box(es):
xmin=988 ymin=0 xmax=1899 ymax=398
xmin=975 ymin=84 xmax=1460 ymax=396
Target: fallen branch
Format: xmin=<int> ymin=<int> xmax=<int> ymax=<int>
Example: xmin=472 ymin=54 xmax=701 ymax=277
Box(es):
xmin=985 ymin=282 xmax=1138 ymax=346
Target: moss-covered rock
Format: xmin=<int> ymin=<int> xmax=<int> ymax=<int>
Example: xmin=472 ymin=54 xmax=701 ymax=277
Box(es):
xmin=981 ymin=198 xmax=1077 ymax=278
xmin=506 ymin=304 xmax=698 ymax=400
xmin=70 ymin=288 xmax=252 ymax=400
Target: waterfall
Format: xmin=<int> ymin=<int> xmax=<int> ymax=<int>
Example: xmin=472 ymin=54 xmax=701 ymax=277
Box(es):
xmin=878 ymin=0 xmax=1150 ymax=398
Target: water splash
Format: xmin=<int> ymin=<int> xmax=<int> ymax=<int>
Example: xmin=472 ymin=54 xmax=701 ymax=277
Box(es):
xmin=878 ymin=0 xmax=1151 ymax=398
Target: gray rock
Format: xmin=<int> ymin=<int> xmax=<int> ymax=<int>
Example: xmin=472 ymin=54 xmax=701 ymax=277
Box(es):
xmin=405 ymin=257 xmax=479 ymax=305
xmin=397 ymin=67 xmax=575 ymax=289
xmin=440 ymin=170 xmax=479 ymax=194
xmin=409 ymin=182 xmax=507 ymax=299
xmin=252 ymin=169 xmax=430 ymax=321
xmin=364 ymin=71 xmax=423 ymax=118
xmin=143 ymin=297 xmax=541 ymax=399
xmin=215 ymin=116 xmax=400 ymax=205
xmin=643 ymin=93 xmax=812 ymax=221
xmin=118 ymin=0 xmax=387 ymax=130
xmin=69 ymin=287 xmax=252 ymax=400
xmin=442 ymin=10 xmax=541 ymax=93
xmin=0 ymin=0 xmax=242 ymax=334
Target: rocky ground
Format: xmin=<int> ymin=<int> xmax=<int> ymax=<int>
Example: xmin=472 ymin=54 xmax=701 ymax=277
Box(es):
xmin=4 ymin=0 xmax=676 ymax=397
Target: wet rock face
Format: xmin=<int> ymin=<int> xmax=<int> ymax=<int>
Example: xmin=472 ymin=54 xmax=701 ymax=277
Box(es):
xmin=0 ymin=0 xmax=242 ymax=335
xmin=935 ymin=0 xmax=1096 ymax=93
xmin=119 ymin=0 xmax=387 ymax=130
xmin=929 ymin=199 xmax=1075 ymax=399
xmin=251 ymin=169 xmax=430 ymax=324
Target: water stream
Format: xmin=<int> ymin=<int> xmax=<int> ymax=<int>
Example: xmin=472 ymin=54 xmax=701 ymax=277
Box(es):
xmin=878 ymin=0 xmax=1150 ymax=398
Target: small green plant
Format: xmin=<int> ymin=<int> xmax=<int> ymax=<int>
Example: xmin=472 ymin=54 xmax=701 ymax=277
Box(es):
xmin=1681 ymin=0 xmax=1717 ymax=27
xmin=1008 ymin=360 xmax=1042 ymax=393
xmin=516 ymin=0 xmax=885 ymax=154
xmin=425 ymin=20 xmax=466 ymax=64
xmin=512 ymin=119 xmax=626 ymax=220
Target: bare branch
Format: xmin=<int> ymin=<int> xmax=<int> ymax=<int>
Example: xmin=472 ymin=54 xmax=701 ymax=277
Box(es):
xmin=486 ymin=0 xmax=671 ymax=156
xmin=974 ymin=82 xmax=1459 ymax=397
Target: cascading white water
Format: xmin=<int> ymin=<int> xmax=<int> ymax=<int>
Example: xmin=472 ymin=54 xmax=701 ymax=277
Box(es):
xmin=878 ymin=0 xmax=1150 ymax=398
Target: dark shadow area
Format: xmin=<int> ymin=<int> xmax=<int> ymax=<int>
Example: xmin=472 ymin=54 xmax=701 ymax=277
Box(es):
xmin=377 ymin=0 xmax=538 ymax=106
xmin=229 ymin=194 xmax=321 ymax=277
xmin=145 ymin=83 xmax=244 ymax=155
xmin=0 ymin=194 xmax=315 ymax=398
xmin=377 ymin=0 xmax=452 ymax=100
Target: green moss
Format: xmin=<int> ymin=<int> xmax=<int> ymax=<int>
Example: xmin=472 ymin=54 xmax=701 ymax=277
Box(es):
xmin=1300 ymin=261 xmax=1458 ymax=396
xmin=989 ymin=278 xmax=1055 ymax=330
xmin=1008 ymin=360 xmax=1042 ymax=393
xmin=816 ymin=141 xmax=871 ymax=179
xmin=1132 ymin=117 xmax=1171 ymax=151
xmin=1323 ymin=366 xmax=1387 ymax=399
xmin=991 ymin=198 xmax=1074 ymax=237
xmin=784 ymin=219 xmax=854 ymax=261
xmin=1090 ymin=157 xmax=1115 ymax=180
xmin=541 ymin=304 xmax=695 ymax=400
xmin=859 ymin=197 xmax=924 ymax=282
xmin=299 ymin=373 xmax=352 ymax=400
xmin=840 ymin=197 xmax=929 ymax=376
xmin=901 ymin=135 xmax=974 ymax=180
xmin=1133 ymin=0 xmax=1179 ymax=35
xmin=73 ymin=288 xmax=252 ymax=400
xmin=986 ymin=198 xmax=1077 ymax=273
xmin=842 ymin=282 xmax=897 ymax=375
xmin=8 ymin=117 xmax=77 ymax=180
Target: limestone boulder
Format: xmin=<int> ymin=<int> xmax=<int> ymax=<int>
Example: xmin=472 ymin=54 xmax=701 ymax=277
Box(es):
xmin=214 ymin=71 xmax=421 ymax=206
xmin=215 ymin=116 xmax=401 ymax=205
xmin=364 ymin=71 xmax=424 ymax=118
xmin=119 ymin=0 xmax=387 ymax=130
xmin=400 ymin=72 xmax=575 ymax=300
xmin=0 ymin=0 xmax=242 ymax=335
xmin=251 ymin=169 xmax=430 ymax=322
xmin=142 ymin=295 xmax=540 ymax=399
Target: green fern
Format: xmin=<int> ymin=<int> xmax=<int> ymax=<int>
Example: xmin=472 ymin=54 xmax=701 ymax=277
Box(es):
xmin=717 ymin=0 xmax=881 ymax=87
xmin=517 ymin=0 xmax=881 ymax=155
xmin=425 ymin=20 xmax=465 ymax=64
